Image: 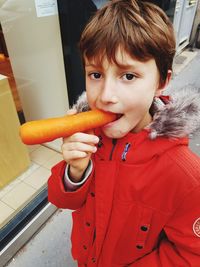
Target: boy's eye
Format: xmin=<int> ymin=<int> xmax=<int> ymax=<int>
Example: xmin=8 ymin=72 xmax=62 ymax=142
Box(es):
xmin=90 ymin=72 xmax=102 ymax=79
xmin=122 ymin=73 xmax=135 ymax=81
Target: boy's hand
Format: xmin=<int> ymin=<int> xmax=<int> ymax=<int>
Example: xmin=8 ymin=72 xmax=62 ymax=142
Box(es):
xmin=62 ymin=109 xmax=99 ymax=182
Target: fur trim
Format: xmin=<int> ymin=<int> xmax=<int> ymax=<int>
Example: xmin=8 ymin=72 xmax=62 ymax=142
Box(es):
xmin=72 ymin=92 xmax=90 ymax=112
xmin=149 ymin=87 xmax=200 ymax=139
xmin=73 ymin=88 xmax=200 ymax=139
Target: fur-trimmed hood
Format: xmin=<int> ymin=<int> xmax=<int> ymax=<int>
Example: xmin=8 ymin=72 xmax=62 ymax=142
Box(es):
xmin=72 ymin=88 xmax=200 ymax=139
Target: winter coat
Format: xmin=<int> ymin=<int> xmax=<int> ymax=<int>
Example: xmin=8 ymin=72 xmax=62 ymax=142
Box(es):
xmin=48 ymin=89 xmax=200 ymax=267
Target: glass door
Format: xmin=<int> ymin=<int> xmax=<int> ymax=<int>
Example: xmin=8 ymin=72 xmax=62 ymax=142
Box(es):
xmin=0 ymin=1 xmax=67 ymax=265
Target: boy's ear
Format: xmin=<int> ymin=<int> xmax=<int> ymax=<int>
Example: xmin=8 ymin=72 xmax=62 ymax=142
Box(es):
xmin=156 ymin=70 xmax=172 ymax=96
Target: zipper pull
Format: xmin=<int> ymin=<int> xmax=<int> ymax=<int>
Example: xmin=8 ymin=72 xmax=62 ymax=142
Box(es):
xmin=122 ymin=143 xmax=131 ymax=161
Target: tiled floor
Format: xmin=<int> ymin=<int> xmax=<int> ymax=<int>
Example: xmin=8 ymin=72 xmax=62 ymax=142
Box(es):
xmin=0 ymin=144 xmax=63 ymax=228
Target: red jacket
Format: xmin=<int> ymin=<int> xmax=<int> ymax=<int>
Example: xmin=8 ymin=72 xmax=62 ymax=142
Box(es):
xmin=48 ymin=91 xmax=200 ymax=266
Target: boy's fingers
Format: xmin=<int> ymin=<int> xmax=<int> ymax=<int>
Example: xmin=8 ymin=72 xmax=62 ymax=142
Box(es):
xmin=64 ymin=150 xmax=89 ymax=161
xmin=62 ymin=142 xmax=97 ymax=154
xmin=63 ymin=132 xmax=99 ymax=144
xmin=66 ymin=109 xmax=77 ymax=115
xmin=63 ymin=149 xmax=93 ymax=164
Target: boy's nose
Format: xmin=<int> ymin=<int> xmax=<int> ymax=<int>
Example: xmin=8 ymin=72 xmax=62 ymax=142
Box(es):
xmin=99 ymin=80 xmax=118 ymax=105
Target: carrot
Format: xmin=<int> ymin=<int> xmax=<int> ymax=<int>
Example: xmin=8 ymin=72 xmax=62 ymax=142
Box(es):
xmin=19 ymin=110 xmax=116 ymax=145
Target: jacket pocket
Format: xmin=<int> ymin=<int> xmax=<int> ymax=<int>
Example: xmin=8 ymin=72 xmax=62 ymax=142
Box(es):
xmin=71 ymin=208 xmax=90 ymax=263
xmin=112 ymin=204 xmax=153 ymax=265
xmin=135 ymin=206 xmax=153 ymax=250
xmin=71 ymin=209 xmax=82 ymax=259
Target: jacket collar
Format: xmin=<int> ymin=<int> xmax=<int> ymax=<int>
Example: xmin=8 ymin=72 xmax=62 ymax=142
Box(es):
xmin=72 ymin=88 xmax=200 ymax=139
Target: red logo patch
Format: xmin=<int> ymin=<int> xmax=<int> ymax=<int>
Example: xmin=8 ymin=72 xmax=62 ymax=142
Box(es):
xmin=193 ymin=218 xmax=200 ymax=237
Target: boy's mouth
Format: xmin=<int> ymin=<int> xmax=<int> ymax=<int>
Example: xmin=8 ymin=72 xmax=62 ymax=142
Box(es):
xmin=103 ymin=114 xmax=123 ymax=129
xmin=116 ymin=114 xmax=123 ymax=119
xmin=103 ymin=113 xmax=123 ymax=129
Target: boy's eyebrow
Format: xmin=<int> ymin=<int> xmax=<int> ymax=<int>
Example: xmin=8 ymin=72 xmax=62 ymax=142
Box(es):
xmin=116 ymin=63 xmax=136 ymax=69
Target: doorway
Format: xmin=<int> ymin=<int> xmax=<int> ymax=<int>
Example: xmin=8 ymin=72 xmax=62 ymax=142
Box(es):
xmin=173 ymin=0 xmax=199 ymax=51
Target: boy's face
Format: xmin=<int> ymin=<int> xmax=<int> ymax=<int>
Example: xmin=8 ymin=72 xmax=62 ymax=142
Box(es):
xmin=85 ymin=48 xmax=169 ymax=139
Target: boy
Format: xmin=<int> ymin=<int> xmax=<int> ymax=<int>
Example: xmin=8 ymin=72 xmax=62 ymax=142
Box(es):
xmin=48 ymin=0 xmax=200 ymax=266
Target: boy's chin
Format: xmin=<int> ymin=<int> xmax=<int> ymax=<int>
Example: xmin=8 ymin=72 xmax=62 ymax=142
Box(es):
xmin=102 ymin=126 xmax=129 ymax=139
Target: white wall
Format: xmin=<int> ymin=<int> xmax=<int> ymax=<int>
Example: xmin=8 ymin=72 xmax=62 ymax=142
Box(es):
xmin=0 ymin=0 xmax=69 ymax=150
xmin=0 ymin=0 xmax=69 ymax=121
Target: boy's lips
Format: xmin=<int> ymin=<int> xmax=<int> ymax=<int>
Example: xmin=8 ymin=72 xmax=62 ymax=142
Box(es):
xmin=103 ymin=113 xmax=123 ymax=128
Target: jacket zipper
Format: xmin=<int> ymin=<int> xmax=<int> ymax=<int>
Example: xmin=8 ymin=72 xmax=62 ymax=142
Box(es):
xmin=109 ymin=139 xmax=117 ymax=160
xmin=91 ymin=140 xmax=117 ymax=246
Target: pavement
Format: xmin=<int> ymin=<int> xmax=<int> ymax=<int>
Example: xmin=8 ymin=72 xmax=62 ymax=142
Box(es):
xmin=5 ymin=48 xmax=200 ymax=267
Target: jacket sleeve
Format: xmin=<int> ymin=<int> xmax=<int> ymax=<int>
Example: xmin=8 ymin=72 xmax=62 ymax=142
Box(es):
xmin=47 ymin=160 xmax=94 ymax=210
xmin=131 ymin=185 xmax=200 ymax=267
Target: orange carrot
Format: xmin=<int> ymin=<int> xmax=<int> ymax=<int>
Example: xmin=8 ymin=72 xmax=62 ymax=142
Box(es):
xmin=19 ymin=110 xmax=116 ymax=145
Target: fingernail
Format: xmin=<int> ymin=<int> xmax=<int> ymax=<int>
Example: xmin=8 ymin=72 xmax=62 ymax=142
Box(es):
xmin=94 ymin=137 xmax=99 ymax=143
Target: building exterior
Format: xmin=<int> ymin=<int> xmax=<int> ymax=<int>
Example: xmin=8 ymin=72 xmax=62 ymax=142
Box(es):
xmin=173 ymin=0 xmax=199 ymax=52
xmin=190 ymin=0 xmax=200 ymax=47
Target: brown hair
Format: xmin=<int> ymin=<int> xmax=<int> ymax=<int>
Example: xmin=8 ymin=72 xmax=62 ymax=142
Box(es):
xmin=79 ymin=0 xmax=176 ymax=85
